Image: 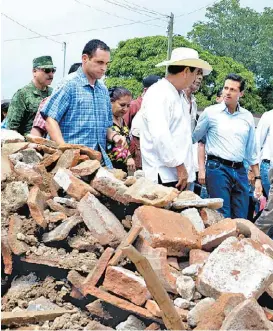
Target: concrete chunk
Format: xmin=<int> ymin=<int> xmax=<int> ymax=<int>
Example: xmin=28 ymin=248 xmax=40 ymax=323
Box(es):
xmin=78 ymin=192 xmax=126 ymax=247
xmin=221 ymin=298 xmax=273 ymax=330
xmin=181 ymin=208 xmax=205 ymax=232
xmin=197 ymin=237 xmax=273 ymax=299
xmin=70 ymin=159 xmax=101 ymax=176
xmin=2 ymin=181 xmax=29 ymax=213
xmin=124 ymin=177 xmax=179 ymax=207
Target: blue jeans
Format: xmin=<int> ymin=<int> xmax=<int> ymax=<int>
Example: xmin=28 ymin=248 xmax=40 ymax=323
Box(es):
xmin=206 ymin=159 xmax=249 ymax=218
xmin=260 ymin=160 xmax=270 ymax=197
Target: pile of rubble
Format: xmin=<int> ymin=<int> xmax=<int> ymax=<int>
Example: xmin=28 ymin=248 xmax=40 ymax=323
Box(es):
xmin=1 ymin=129 xmax=273 ymax=330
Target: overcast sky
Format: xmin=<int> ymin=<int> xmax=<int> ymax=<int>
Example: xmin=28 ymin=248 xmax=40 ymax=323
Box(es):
xmin=1 ymin=0 xmax=271 ymax=99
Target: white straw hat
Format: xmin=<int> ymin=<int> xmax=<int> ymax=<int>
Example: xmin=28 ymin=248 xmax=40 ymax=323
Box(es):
xmin=156 ymin=47 xmax=212 ymax=76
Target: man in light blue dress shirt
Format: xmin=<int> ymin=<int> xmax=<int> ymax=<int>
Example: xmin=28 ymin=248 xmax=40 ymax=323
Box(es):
xmin=193 ymin=73 xmax=263 ymax=218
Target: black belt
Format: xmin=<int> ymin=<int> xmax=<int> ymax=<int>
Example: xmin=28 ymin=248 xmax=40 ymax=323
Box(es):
xmin=262 ymin=159 xmax=270 ymax=164
xmin=207 ymin=155 xmax=243 ymax=169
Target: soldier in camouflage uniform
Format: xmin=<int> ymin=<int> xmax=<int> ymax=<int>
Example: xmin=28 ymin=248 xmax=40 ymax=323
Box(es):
xmin=7 ymin=56 xmax=55 ymax=135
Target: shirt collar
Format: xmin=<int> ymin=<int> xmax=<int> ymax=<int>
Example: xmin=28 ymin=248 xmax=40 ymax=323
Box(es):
xmin=220 ymin=101 xmax=241 ymax=114
xmin=30 ymin=81 xmax=49 ymax=96
xmin=77 ymin=66 xmax=104 ymax=90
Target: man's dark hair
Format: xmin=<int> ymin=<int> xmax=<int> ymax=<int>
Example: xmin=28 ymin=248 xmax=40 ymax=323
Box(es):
xmin=108 ymin=86 xmax=132 ymax=102
xmin=68 ymin=63 xmax=81 ymax=74
xmin=216 ymin=88 xmax=223 ymax=97
xmin=1 ymin=102 xmax=9 ymax=121
xmin=142 ymin=75 xmax=161 ymax=88
xmin=225 ymin=73 xmax=246 ymax=92
xmin=167 ymin=65 xmax=196 ymax=75
xmin=82 ymin=39 xmax=110 ymax=57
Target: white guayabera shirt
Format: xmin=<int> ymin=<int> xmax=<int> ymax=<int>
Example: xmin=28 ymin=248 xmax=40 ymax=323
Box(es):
xmin=256 ymin=109 xmax=273 ymax=168
xmin=139 ymin=78 xmax=195 ymax=184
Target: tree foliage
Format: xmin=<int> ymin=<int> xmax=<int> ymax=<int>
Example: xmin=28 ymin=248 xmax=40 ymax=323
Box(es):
xmin=187 ymin=0 xmax=273 ymax=109
xmin=105 ymin=35 xmax=265 ymax=113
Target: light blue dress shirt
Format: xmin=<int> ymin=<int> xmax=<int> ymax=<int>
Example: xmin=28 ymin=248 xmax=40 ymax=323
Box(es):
xmin=192 ymin=102 xmax=258 ymax=165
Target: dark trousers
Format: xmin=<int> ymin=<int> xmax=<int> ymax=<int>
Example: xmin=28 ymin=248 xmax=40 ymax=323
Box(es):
xmin=206 ymin=159 xmax=249 ymax=218
xmin=158 ymin=174 xmax=178 ymax=188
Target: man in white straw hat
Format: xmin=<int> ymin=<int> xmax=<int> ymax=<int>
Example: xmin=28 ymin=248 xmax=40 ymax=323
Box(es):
xmin=139 ymin=47 xmax=212 ymax=190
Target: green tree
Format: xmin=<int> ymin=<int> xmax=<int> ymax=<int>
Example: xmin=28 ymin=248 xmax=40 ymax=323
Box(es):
xmin=106 ymin=35 xmax=265 ymax=113
xmin=187 ymin=0 xmax=273 ymax=86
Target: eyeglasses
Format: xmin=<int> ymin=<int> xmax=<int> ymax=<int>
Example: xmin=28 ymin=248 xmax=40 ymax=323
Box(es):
xmin=37 ymin=68 xmax=56 ymax=74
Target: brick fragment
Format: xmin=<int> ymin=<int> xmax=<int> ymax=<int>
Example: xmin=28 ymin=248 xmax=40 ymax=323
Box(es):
xmin=201 ymin=218 xmax=237 ymax=251
xmin=25 ymin=134 xmax=58 ymax=148
xmin=135 ymin=240 xmax=178 ymax=294
xmin=35 ymin=144 xmax=57 ymax=154
xmin=52 ymin=149 xmax=81 ymax=173
xmin=83 ymin=247 xmax=114 ymax=291
xmin=78 ymin=154 xmax=90 ymax=163
xmin=39 ymin=150 xmax=62 ymax=167
xmin=221 ymin=298 xmax=272 ymax=330
xmin=145 ymin=322 xmax=161 ymax=330
xmin=77 ymin=192 xmax=126 ymax=246
xmin=58 ymin=143 xmax=102 ymax=161
xmin=71 ymin=159 xmax=101 ymax=177
xmin=91 ymin=168 xmax=128 ymax=204
xmin=189 ymin=249 xmax=210 ymax=265
xmin=42 ymin=215 xmax=82 ymax=242
xmin=133 ymin=206 xmax=201 ymax=256
xmin=47 ymin=199 xmax=76 ymax=216
xmin=8 ymin=215 xmax=29 ymax=255
xmin=145 ymin=300 xmax=161 ymax=317
xmin=45 ymin=211 xmax=67 ymax=223
xmin=14 ymin=162 xmax=43 ymax=186
xmin=2 ymin=142 xmax=29 ymax=156
xmin=53 ymin=168 xmax=99 ymax=200
xmin=27 ymin=186 xmax=48 ymax=228
xmin=103 ymin=266 xmax=151 ymax=306
xmin=124 ymin=177 xmax=179 ymax=207
xmin=199 ymin=207 xmax=224 ymax=227
xmin=85 ymin=300 xmax=113 ymax=320
xmin=1 ymin=231 xmax=13 ymax=274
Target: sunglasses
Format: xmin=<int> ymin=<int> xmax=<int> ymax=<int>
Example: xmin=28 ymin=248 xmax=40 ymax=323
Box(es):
xmin=38 ymin=68 xmax=56 ymax=74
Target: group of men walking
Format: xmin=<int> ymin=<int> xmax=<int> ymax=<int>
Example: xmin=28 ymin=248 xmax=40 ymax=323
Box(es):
xmin=4 ymin=38 xmax=273 ymax=234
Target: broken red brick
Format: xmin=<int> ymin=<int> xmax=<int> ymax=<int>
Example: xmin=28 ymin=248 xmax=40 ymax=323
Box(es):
xmin=25 ymin=134 xmax=58 ymax=148
xmin=35 ymin=144 xmax=57 ymax=154
xmin=189 ymin=249 xmax=210 ymax=265
xmin=39 ymin=150 xmax=62 ymax=167
xmin=27 ymin=186 xmax=48 ymax=228
xmin=135 ymin=239 xmax=178 ymax=294
xmin=83 ymin=247 xmax=114 ymax=291
xmin=201 ymin=218 xmax=237 ymax=251
xmin=145 ymin=300 xmax=161 ymax=317
xmin=45 ymin=211 xmax=67 ymax=223
xmin=195 ymin=293 xmax=245 ymax=330
xmin=71 ymin=159 xmax=101 ymax=177
xmin=167 ymin=257 xmax=180 ymax=271
xmin=14 ymin=162 xmax=43 ymax=186
xmin=1 ymin=231 xmax=13 ymax=274
xmin=199 ymin=208 xmax=224 ymax=227
xmin=70 ymin=286 xmax=84 ymax=300
xmin=58 ymin=143 xmax=102 ymax=161
xmin=133 ymin=206 xmax=201 ymax=256
xmin=103 ymin=266 xmax=151 ymax=306
xmin=8 ymin=215 xmax=29 ymax=255
xmin=53 ymin=169 xmax=99 ymax=200
xmin=85 ymin=300 xmax=113 ymax=320
xmin=52 ymin=149 xmax=81 ymax=174
xmin=46 ymin=199 xmax=76 ymax=217
xmin=78 ymin=155 xmax=90 ymax=163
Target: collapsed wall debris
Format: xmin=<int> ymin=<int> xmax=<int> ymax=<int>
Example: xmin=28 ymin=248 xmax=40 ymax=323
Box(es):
xmin=1 ymin=130 xmax=273 ymax=330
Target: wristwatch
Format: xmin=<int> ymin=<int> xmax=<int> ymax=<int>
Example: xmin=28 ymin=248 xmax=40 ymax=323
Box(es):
xmin=254 ymin=176 xmax=261 ymax=180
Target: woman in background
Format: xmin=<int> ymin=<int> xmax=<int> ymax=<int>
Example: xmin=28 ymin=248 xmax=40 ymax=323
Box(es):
xmin=107 ymin=87 xmax=135 ymax=173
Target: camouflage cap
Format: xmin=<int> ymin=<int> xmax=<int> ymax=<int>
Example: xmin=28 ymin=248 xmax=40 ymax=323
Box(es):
xmin=33 ymin=55 xmax=55 ymax=69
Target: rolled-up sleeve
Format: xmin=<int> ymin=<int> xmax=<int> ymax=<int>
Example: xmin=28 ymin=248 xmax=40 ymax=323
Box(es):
xmin=41 ymin=83 xmax=71 ymax=123
xmin=245 ymin=117 xmax=259 ymax=165
xmin=192 ymin=109 xmax=209 ymax=143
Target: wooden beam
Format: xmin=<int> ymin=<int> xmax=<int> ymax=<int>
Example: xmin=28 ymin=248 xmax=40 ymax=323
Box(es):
xmin=122 ymin=245 xmax=185 ymax=330
xmin=108 ymin=226 xmax=142 ymax=266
